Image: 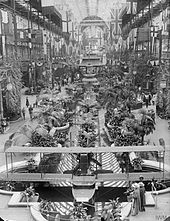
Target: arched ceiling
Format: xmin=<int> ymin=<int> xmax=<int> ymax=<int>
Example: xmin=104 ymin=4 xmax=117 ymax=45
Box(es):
xmin=54 ymin=0 xmax=127 ymax=24
xmin=67 ymin=0 xmax=113 ymax=23
xmin=83 ymin=26 xmax=103 ymax=36
xmin=80 ymin=16 xmax=109 ymax=32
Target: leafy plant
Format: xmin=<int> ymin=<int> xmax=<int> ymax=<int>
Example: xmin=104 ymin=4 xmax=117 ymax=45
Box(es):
xmin=107 ymin=198 xmax=122 ymax=221
xmin=134 ymin=109 xmax=156 ymax=144
xmin=2 ymin=57 xmax=22 ymax=119
xmin=38 ymin=153 xmax=61 ymax=173
xmin=114 ymin=134 xmax=141 ymax=146
xmin=132 ymin=157 xmax=143 ymax=171
xmin=31 ymin=131 xmax=57 ymax=147
xmin=70 ymin=203 xmax=88 ymax=220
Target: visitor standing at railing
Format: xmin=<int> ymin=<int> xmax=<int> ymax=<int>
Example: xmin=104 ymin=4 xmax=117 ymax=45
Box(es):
xmin=131 ymin=183 xmax=141 ymax=216
xmin=138 ymin=175 xmax=146 ymax=212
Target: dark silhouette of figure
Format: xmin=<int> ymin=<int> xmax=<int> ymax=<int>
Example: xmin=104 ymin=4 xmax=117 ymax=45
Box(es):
xmin=22 ymin=107 xmax=26 ymax=120
xmin=26 ymin=97 xmax=29 ymax=108
xmin=35 ymin=96 xmax=38 ymax=107
xmin=28 ymin=105 xmax=33 ymax=120
xmin=121 ymin=152 xmax=130 ymax=173
xmin=139 ymin=176 xmax=146 ymax=211
xmin=119 ymin=159 xmax=125 ymax=173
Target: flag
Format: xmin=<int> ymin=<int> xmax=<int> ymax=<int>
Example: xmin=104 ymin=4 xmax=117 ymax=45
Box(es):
xmin=150 ymin=26 xmax=158 ymax=54
xmin=1 ymin=10 xmax=8 ymax=23
xmin=132 ymin=2 xmax=137 ymax=14
xmin=126 ymin=1 xmax=137 ymax=14
xmin=126 ymin=2 xmax=131 ymax=14
xmin=110 ymin=8 xmax=122 ymax=36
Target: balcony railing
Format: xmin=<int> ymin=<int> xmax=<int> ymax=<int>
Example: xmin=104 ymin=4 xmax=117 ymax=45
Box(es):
xmin=122 ymin=0 xmax=169 ymax=39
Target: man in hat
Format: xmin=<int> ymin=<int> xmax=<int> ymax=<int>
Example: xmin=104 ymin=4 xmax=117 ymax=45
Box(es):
xmin=139 ymin=175 xmax=146 ymax=211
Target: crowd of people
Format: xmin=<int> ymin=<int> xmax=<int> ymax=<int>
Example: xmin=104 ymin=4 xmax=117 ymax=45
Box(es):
xmin=124 ymin=176 xmax=146 ymax=217
xmin=125 ymin=176 xmax=167 ymax=218
xmin=0 ymin=59 xmax=168 ymax=221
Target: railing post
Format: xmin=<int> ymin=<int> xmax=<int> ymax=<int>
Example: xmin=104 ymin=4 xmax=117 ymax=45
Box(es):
xmin=10 ymin=153 xmax=13 ymax=172
xmin=40 ymin=153 xmax=42 ymax=179
xmin=151 ymin=181 xmax=158 ymax=208
xmin=163 ymin=144 xmax=165 ymax=182
xmin=5 ymin=153 xmax=8 ymax=178
xmin=159 ymin=138 xmax=165 ymax=181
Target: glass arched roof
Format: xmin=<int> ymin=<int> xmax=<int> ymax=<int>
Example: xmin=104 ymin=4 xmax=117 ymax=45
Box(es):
xmin=67 ymin=0 xmax=114 ymax=22
xmin=42 ymin=0 xmax=127 ymax=24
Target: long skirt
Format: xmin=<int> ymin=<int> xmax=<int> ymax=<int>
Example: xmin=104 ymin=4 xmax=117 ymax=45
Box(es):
xmin=131 ymin=198 xmax=140 ymax=216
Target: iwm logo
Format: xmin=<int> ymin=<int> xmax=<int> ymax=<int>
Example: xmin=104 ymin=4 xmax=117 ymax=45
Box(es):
xmin=155 ymin=215 xmax=170 ymax=221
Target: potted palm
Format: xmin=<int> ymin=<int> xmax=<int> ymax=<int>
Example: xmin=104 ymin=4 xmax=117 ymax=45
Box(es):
xmin=132 ymin=157 xmax=143 ymax=171
xmin=70 ymin=203 xmax=88 ymax=221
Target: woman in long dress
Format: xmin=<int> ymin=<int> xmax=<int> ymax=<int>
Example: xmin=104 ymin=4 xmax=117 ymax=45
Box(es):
xmin=139 ymin=181 xmax=146 ymax=211
xmin=131 ymin=183 xmax=141 ymax=216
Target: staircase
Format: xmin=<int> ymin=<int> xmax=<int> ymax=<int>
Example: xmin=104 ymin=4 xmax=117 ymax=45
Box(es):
xmin=96 ymin=152 xmax=127 ymax=187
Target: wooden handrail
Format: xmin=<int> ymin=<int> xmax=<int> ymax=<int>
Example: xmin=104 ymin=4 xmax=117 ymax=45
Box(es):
xmin=0 ymin=172 xmax=169 ymax=182
xmin=3 ymin=145 xmax=165 ymax=153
